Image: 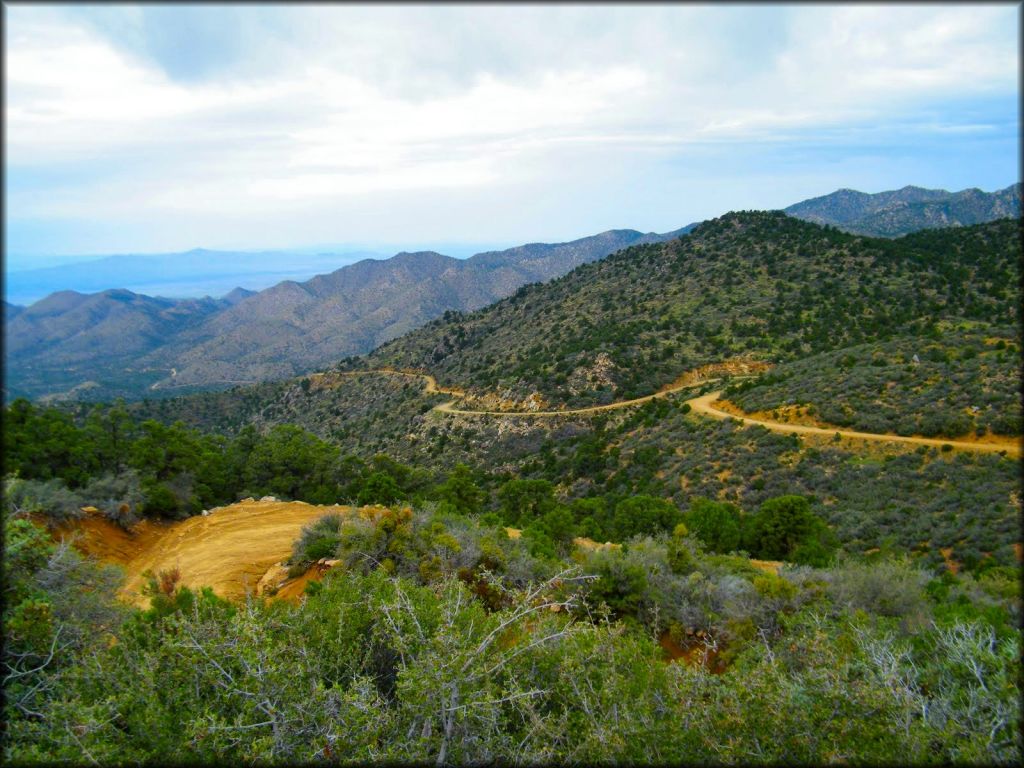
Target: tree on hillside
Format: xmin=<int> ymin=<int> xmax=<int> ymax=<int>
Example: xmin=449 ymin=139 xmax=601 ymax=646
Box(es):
xmin=84 ymin=400 xmax=135 ymax=475
xmin=744 ymin=495 xmax=836 ymax=566
xmin=684 ymin=497 xmax=743 ymax=553
xmin=357 ymin=472 xmax=403 ymax=506
xmin=435 ymin=463 xmax=485 ymax=516
xmin=243 ymin=424 xmax=339 ymax=500
xmin=497 ymin=479 xmax=558 ymax=525
xmin=611 ymin=495 xmax=680 ymax=540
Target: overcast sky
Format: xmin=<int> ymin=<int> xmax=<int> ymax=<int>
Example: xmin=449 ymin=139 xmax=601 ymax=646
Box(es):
xmin=5 ymin=3 xmax=1020 ymax=261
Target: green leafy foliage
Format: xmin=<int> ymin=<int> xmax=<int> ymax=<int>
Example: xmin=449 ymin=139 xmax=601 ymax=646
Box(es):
xmin=743 ymin=495 xmax=837 ymax=566
xmin=683 ymin=497 xmax=743 ymax=553
xmin=3 ymin=493 xmax=1020 ymax=764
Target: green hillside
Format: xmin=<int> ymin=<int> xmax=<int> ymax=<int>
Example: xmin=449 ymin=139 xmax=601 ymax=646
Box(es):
xmin=6 ymin=205 xmax=1021 ymax=764
xmin=360 ymin=213 xmax=1019 ymax=409
xmin=66 ymin=212 xmax=1017 ymax=571
xmin=725 ymin=327 xmax=1022 ymax=437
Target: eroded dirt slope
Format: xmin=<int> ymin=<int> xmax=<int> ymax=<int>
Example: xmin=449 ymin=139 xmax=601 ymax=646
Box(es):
xmin=55 ymin=501 xmax=351 ymax=605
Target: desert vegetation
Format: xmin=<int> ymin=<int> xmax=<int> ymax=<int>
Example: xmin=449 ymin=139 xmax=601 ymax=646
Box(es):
xmin=725 ymin=327 xmax=1022 ymax=438
xmin=4 ymin=498 xmax=1019 ymax=764
xmin=4 ymin=212 xmax=1020 ymax=765
xmin=359 ymin=215 xmax=1019 ymax=408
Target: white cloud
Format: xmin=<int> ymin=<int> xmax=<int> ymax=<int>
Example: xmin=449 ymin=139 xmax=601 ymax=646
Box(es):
xmin=4 ymin=3 xmax=1019 ymax=253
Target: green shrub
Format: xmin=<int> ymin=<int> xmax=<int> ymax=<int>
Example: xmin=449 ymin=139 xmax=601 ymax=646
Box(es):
xmin=744 ymin=495 xmax=836 ymax=565
xmin=684 ymin=497 xmax=742 ymax=553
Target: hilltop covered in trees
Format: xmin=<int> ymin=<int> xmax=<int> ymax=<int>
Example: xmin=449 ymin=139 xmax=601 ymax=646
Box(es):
xmin=358 ymin=214 xmax=1019 ymax=409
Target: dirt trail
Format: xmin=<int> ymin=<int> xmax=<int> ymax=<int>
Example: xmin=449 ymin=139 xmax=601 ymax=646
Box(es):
xmin=58 ymin=501 xmax=352 ymax=605
xmin=687 ymin=391 xmax=1022 ymax=457
xmin=320 ymin=367 xmax=1019 ymax=456
xmin=319 ymin=367 xmax=734 ymax=417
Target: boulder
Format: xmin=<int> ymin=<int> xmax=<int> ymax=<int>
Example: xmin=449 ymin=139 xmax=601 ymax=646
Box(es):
xmin=256 ymin=563 xmax=291 ymax=596
xmin=260 ymin=495 xmax=278 ymax=502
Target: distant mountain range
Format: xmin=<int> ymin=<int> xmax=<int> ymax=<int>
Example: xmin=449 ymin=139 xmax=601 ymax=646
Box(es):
xmin=3 ymin=225 xmax=693 ymax=402
xmin=3 ymin=248 xmax=385 ymax=306
xmin=4 ymin=182 xmax=1018 ymax=403
xmin=785 ymin=182 xmax=1020 ymax=237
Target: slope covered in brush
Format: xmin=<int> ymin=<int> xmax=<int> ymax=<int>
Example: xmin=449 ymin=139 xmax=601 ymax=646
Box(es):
xmin=725 ymin=328 xmax=1022 ymax=438
xmin=358 ymin=213 xmax=1020 ymax=408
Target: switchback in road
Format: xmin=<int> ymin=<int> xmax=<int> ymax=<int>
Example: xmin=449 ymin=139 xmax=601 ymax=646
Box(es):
xmin=318 ymin=368 xmax=1021 ymax=456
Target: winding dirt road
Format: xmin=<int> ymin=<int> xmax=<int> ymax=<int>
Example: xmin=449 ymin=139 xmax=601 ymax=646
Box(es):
xmin=322 ymin=368 xmax=1021 ymax=456
xmin=686 ymin=391 xmax=1021 ymax=457
xmin=55 ymin=369 xmax=1015 ymax=608
xmin=321 ymin=368 xmax=726 ymax=417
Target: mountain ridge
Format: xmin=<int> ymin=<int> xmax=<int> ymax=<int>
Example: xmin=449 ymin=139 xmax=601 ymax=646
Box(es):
xmin=361 ymin=212 xmax=1019 ymax=409
xmin=784 ymin=182 xmax=1020 ymax=236
xmin=6 ymin=182 xmax=1017 ymax=404
xmin=4 ymin=224 xmax=695 ymax=402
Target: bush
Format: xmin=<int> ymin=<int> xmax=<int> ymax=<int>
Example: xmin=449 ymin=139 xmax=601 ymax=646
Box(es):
xmin=80 ymin=471 xmax=144 ymax=527
xmin=3 ymin=476 xmax=82 ymax=524
xmin=292 ymin=514 xmax=344 ymax=564
xmin=744 ymin=495 xmax=836 ymax=565
xmin=357 ymin=472 xmax=402 ymax=506
xmin=584 ymin=550 xmax=649 ymax=617
xmin=825 ymin=556 xmax=931 ymax=628
xmin=684 ymin=497 xmax=742 ymax=553
xmin=141 ymin=481 xmax=181 ymax=518
xmin=612 ymin=495 xmax=680 ymax=540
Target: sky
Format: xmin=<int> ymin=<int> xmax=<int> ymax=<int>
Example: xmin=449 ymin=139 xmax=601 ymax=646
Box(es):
xmin=4 ymin=2 xmax=1020 ymax=265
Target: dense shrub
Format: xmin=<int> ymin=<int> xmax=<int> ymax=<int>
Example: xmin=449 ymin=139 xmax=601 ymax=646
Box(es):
xmin=744 ymin=495 xmax=837 ymax=566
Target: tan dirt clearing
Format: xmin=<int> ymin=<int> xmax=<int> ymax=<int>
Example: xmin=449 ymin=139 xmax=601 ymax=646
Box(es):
xmin=54 ymin=501 xmax=352 ymax=606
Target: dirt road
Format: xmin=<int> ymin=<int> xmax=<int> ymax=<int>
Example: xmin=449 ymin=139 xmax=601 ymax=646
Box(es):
xmin=320 ymin=368 xmax=1020 ymax=456
xmin=322 ymin=368 xmax=731 ymax=417
xmin=686 ymin=391 xmax=1021 ymax=457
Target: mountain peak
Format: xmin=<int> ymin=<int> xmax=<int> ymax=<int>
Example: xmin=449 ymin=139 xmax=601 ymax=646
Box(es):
xmin=222 ymin=286 xmax=256 ymax=305
xmin=785 ymin=183 xmax=1020 ymax=237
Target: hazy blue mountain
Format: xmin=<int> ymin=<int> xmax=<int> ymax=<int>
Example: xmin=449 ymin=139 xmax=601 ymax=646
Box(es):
xmin=785 ymin=183 xmax=1020 ymax=236
xmin=5 ymin=224 xmax=697 ymax=402
xmin=3 ymin=248 xmax=385 ymax=306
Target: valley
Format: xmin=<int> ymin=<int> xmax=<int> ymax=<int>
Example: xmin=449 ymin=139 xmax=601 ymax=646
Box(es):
xmin=6 ymin=4 xmax=1020 ymax=762
xmin=6 ymin=205 xmax=1021 ymax=766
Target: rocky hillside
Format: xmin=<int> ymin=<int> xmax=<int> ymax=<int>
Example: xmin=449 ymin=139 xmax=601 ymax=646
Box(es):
xmin=3 ymin=290 xmax=231 ymax=402
xmin=4 ymin=225 xmax=692 ymax=403
xmin=361 ymin=213 xmax=1020 ymax=408
xmin=785 ymin=182 xmax=1020 ymax=236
